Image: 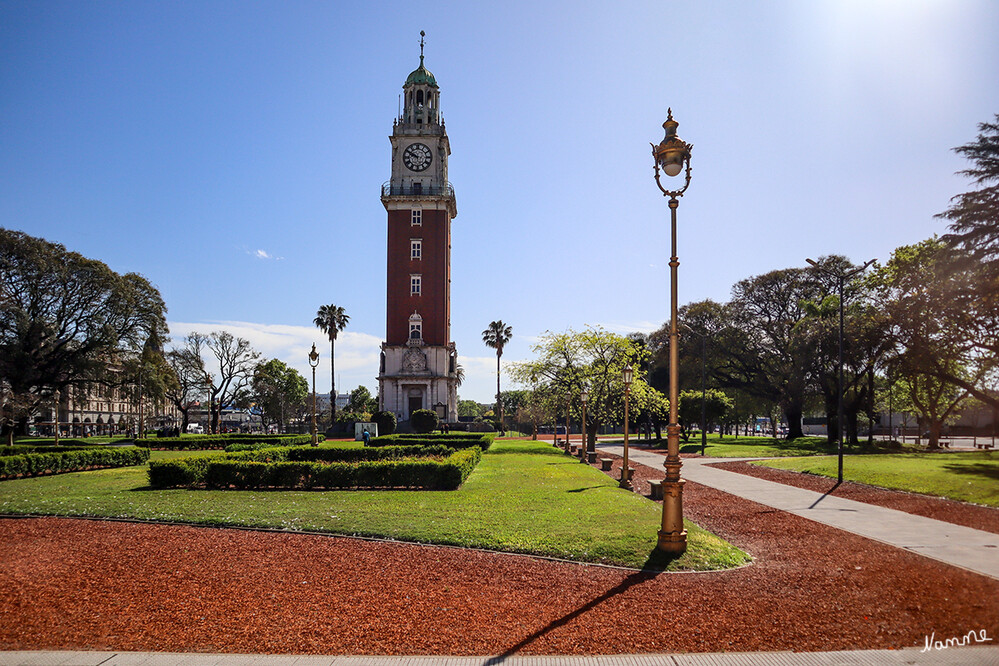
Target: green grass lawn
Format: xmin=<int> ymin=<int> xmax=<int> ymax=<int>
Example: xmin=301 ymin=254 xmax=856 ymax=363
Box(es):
xmin=608 ymin=433 xmax=910 ymax=458
xmin=753 ymin=451 xmax=999 ymax=506
xmin=0 ymin=439 xmax=748 ymax=571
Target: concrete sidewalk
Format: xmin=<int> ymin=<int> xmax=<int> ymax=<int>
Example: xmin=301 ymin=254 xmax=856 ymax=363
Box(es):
xmin=597 ymin=446 xmax=999 ymax=581
xmin=3 ymin=647 xmax=998 ymax=665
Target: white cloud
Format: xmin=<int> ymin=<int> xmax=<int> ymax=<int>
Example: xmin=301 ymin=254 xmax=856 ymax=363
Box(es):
xmin=167 ymin=320 xmax=382 ymax=395
xmin=244 ymin=248 xmax=284 ymax=261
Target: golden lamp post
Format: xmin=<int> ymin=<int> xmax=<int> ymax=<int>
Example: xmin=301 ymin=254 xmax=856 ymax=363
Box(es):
xmin=309 ymin=343 xmax=320 ymax=446
xmin=652 ymin=108 xmax=692 ymax=554
xmin=621 ymin=364 xmax=634 ymax=489
xmin=579 ymin=389 xmax=588 ymax=463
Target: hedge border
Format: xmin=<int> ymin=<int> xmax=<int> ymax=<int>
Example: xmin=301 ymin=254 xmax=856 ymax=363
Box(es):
xmin=367 ymin=433 xmax=495 ymax=451
xmin=141 ymin=434 xmax=320 ymax=450
xmin=148 ymin=445 xmax=481 ymax=490
xmin=0 ymin=446 xmax=151 ymax=480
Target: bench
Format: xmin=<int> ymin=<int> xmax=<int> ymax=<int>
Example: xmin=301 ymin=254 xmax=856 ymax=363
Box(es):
xmin=586 ymin=451 xmax=597 ymax=464
xmin=975 ymin=443 xmax=995 ymax=450
xmin=600 ymin=458 xmax=613 ymax=471
xmin=648 ymin=479 xmax=663 ymax=501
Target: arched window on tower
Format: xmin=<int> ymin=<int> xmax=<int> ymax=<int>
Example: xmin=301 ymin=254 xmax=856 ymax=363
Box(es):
xmin=409 ymin=311 xmax=423 ymax=345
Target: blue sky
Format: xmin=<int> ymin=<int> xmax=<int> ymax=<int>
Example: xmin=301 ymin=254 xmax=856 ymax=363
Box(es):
xmin=2 ymin=1 xmax=997 ymax=404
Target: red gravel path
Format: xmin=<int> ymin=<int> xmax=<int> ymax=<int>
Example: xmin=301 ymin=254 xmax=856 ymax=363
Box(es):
xmin=709 ymin=459 xmax=999 ymax=535
xmin=1 ymin=446 xmax=997 ymax=654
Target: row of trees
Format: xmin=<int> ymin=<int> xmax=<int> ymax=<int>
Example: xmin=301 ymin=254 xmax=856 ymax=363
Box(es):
xmin=1 ymin=229 xmax=170 ymax=444
xmin=0 ymin=228 xmax=374 ymax=442
xmin=649 ymin=116 xmax=998 ymax=449
xmin=505 ymin=114 xmax=998 ymax=450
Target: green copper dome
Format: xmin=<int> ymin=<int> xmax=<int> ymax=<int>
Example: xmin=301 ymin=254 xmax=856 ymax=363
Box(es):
xmin=405 ymin=56 xmax=437 ymax=87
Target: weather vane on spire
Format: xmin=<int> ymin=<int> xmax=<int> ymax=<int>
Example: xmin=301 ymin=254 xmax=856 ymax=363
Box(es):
xmin=419 ymin=30 xmax=426 ymax=63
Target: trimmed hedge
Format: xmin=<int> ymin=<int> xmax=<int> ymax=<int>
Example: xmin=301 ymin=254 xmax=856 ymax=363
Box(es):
xmin=1 ymin=444 xmax=110 ymax=456
xmin=367 ymin=433 xmax=495 ymax=451
xmin=10 ymin=438 xmax=131 ymax=448
xmin=142 ymin=434 xmax=319 ymax=450
xmin=148 ymin=444 xmax=481 ymax=490
xmin=0 ymin=446 xmax=151 ymax=479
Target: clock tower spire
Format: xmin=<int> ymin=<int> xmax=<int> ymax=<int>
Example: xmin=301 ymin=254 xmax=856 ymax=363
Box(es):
xmin=378 ymin=33 xmax=458 ymax=424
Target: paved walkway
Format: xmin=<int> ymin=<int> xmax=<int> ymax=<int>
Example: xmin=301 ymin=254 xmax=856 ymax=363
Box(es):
xmin=3 ymin=647 xmax=998 ymax=665
xmin=597 ymin=446 xmax=999 ymax=581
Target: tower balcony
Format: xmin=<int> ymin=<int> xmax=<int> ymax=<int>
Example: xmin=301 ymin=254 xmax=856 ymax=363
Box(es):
xmin=381 ymin=181 xmax=455 ymax=198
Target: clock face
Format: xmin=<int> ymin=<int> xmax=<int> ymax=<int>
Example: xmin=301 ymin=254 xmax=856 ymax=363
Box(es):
xmin=403 ymin=143 xmax=433 ymax=172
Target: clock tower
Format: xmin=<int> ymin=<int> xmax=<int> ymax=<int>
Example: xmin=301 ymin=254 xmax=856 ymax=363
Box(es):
xmin=378 ymin=33 xmax=459 ymax=423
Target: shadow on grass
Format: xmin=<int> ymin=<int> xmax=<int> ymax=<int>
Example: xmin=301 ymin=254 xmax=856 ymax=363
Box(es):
xmin=942 ymin=462 xmax=999 ymax=482
xmin=566 ymin=485 xmax=606 ymax=493
xmin=485 ymin=548 xmax=673 ymax=664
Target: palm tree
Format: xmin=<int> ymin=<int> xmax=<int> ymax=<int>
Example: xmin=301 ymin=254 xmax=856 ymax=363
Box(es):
xmin=314 ymin=304 xmax=349 ymax=421
xmin=482 ymin=320 xmax=513 ymax=428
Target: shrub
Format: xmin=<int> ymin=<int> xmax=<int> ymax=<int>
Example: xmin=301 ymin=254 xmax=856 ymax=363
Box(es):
xmin=371 ymin=410 xmax=397 ymax=436
xmin=368 ymin=433 xmax=494 ymax=451
xmin=410 ymin=409 xmax=439 ymax=434
xmin=147 ymin=444 xmax=479 ymax=490
xmin=143 ymin=434 xmax=317 ymax=450
xmin=0 ymin=446 xmax=150 ymax=480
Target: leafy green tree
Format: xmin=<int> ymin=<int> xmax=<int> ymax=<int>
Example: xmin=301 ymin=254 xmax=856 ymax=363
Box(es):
xmin=925 ymin=115 xmax=999 ymax=409
xmin=314 ymin=304 xmax=349 ymax=420
xmin=868 ymin=239 xmax=990 ymax=448
xmin=371 ymin=410 xmax=397 ymax=436
xmin=938 ymin=113 xmax=999 ymax=267
xmin=510 ymin=327 xmax=661 ymax=451
xmin=457 ymin=399 xmax=486 ymax=419
xmin=410 ymin=408 xmax=439 ymax=434
xmin=678 ymin=388 xmax=733 ymax=439
xmin=347 ymin=385 xmax=377 ymax=414
xmin=482 ymin=320 xmax=513 ymax=428
xmin=798 ymin=256 xmax=891 ymax=445
xmin=0 ymin=229 xmax=168 ymax=442
xmin=120 ymin=331 xmax=179 ymax=437
xmin=251 ymin=359 xmax=308 ymax=433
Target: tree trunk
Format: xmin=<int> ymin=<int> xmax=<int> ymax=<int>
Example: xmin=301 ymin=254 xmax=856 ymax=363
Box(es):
xmin=495 ymin=351 xmax=502 ymax=429
xmin=330 ymin=337 xmax=336 ymax=422
xmin=926 ymin=420 xmax=942 ymax=450
xmin=783 ymin=404 xmax=804 ymax=440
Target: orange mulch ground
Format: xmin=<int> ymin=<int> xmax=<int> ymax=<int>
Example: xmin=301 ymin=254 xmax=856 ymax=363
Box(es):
xmin=1 ymin=445 xmax=997 ymax=655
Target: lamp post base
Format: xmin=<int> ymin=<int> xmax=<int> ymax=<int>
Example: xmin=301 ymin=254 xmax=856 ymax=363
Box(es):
xmin=657 ymin=476 xmax=687 ymax=554
xmin=657 ymin=528 xmax=688 ymax=554
xmin=619 ymin=467 xmax=632 ymax=490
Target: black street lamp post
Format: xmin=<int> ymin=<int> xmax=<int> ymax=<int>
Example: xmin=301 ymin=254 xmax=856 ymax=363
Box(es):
xmin=805 ymin=258 xmax=874 ymax=482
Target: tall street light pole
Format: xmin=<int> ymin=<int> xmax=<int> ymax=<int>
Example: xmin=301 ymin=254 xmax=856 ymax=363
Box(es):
xmin=652 ymin=108 xmax=692 ymax=555
xmin=579 ymin=390 xmax=589 ymax=463
xmin=805 ymin=258 xmax=874 ymax=482
xmin=621 ymin=365 xmax=634 ymax=489
xmin=309 ymin=343 xmax=320 ymax=446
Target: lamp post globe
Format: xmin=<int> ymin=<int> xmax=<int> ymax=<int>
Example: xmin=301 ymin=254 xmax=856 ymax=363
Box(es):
xmin=652 ymin=108 xmax=692 ymax=555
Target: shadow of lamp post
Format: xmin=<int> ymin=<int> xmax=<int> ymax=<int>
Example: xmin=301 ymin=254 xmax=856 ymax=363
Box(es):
xmin=652 ymin=108 xmax=692 ymax=555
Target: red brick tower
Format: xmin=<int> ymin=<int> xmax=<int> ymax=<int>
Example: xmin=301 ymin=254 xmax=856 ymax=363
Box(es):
xmin=378 ymin=33 xmax=458 ymax=423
